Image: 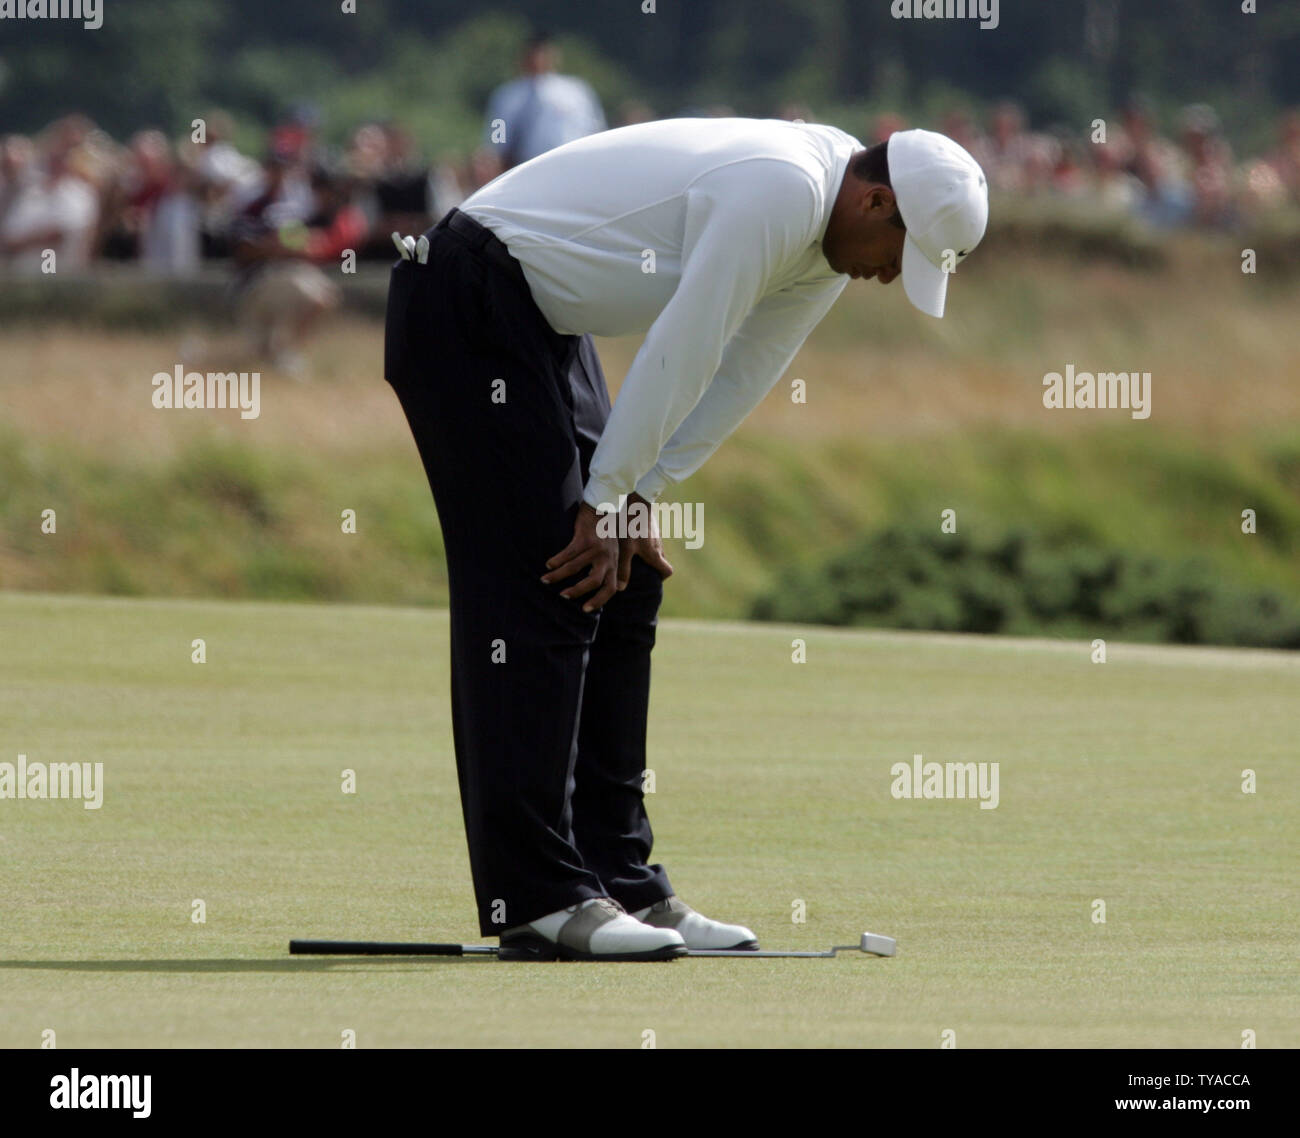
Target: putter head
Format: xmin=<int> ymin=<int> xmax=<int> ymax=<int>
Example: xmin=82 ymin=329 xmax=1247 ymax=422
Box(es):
xmin=861 ymin=932 xmax=897 ymax=957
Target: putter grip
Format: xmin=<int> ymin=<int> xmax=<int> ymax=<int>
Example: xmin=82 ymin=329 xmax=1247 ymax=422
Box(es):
xmin=289 ymin=940 xmax=466 ymax=956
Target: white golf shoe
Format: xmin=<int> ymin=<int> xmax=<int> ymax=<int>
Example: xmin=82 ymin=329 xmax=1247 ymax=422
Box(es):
xmin=633 ymin=896 xmax=759 ymax=950
xmin=499 ymin=897 xmax=686 ymax=962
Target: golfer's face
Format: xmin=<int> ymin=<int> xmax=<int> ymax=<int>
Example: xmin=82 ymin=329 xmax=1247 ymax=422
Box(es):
xmin=842 ymin=222 xmax=905 ymax=284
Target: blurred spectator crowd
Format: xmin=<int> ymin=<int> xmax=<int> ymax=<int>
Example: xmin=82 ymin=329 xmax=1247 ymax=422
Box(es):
xmin=2 ymin=18 xmax=1292 ymax=378
xmin=4 ymin=93 xmax=1299 ymax=282
xmin=927 ymin=97 xmax=1300 ymax=231
xmin=0 ymin=107 xmax=456 ymax=278
xmin=4 ymin=25 xmax=1300 ymax=372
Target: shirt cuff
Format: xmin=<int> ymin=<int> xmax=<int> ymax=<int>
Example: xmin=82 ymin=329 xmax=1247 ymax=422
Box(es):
xmin=633 ymin=464 xmax=673 ymax=503
xmin=581 ymin=476 xmax=627 ymax=513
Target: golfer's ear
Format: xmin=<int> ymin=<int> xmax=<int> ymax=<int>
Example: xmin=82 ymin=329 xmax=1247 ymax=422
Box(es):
xmin=869 ymin=185 xmax=897 ymax=219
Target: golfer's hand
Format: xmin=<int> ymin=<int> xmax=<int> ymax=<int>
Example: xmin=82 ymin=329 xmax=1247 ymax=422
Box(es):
xmin=618 ymin=492 xmax=674 ymax=589
xmin=543 ymin=503 xmax=620 ymax=613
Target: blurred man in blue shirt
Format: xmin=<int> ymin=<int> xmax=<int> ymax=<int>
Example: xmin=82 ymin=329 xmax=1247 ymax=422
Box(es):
xmin=484 ymin=31 xmax=607 ymax=171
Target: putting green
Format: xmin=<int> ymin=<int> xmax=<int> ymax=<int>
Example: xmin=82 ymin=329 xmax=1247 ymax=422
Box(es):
xmin=1 ymin=592 xmax=1295 ymax=1048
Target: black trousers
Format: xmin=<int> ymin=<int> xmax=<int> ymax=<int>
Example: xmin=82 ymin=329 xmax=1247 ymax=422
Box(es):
xmin=383 ymin=209 xmax=673 ymax=936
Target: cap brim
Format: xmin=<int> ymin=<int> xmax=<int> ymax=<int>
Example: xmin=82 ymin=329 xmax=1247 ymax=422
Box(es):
xmin=901 ymin=234 xmax=948 ymax=318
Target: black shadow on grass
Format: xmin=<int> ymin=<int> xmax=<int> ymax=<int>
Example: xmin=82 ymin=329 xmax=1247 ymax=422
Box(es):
xmin=0 ymin=958 xmax=495 ymax=973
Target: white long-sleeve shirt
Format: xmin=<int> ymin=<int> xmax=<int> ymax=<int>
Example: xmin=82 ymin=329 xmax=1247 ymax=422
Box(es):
xmin=460 ymin=117 xmax=856 ymax=508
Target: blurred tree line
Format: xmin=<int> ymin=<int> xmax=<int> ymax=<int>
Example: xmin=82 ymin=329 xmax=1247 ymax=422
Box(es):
xmin=0 ymin=0 xmax=1296 ymax=154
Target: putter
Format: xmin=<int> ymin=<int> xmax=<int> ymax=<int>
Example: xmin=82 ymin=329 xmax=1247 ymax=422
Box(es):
xmin=289 ymin=932 xmax=895 ymax=959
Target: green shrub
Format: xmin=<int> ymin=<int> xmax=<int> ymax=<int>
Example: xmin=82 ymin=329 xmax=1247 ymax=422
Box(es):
xmin=751 ymin=528 xmax=1300 ymax=649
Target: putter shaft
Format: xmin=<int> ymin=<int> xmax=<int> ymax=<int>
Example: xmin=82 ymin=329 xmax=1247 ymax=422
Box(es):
xmin=290 ymin=939 xmax=890 ymax=958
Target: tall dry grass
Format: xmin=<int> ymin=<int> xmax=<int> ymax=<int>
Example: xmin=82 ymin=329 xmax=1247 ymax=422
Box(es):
xmin=2 ymin=246 xmax=1298 ymax=618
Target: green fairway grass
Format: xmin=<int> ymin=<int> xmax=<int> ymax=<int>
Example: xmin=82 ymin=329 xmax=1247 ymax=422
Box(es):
xmin=1 ymin=591 xmax=1296 ymax=1048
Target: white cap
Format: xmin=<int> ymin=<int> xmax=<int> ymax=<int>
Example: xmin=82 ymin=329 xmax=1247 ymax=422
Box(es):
xmin=887 ymin=129 xmax=989 ymax=318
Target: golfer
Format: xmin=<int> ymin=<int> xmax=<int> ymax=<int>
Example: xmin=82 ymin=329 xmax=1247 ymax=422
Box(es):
xmin=383 ymin=117 xmax=988 ymax=961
